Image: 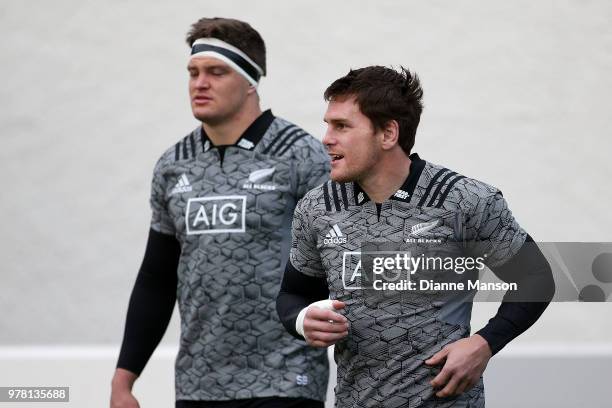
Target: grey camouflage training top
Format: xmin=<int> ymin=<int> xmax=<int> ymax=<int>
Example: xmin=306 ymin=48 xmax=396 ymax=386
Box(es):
xmin=289 ymin=153 xmax=527 ymax=408
xmin=150 ymin=110 xmax=330 ymax=401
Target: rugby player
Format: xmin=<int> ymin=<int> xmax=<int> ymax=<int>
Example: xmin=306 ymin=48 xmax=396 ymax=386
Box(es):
xmin=276 ymin=66 xmax=555 ymax=407
xmin=111 ymin=18 xmax=330 ymax=408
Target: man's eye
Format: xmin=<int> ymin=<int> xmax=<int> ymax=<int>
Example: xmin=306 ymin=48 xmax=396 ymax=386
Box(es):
xmin=188 ymin=71 xmax=198 ymax=78
xmin=211 ymin=69 xmax=227 ymax=76
xmin=336 ymin=123 xmax=346 ymax=130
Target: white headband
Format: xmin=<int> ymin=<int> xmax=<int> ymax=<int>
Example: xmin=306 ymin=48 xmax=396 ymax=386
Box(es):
xmin=190 ymin=38 xmax=264 ymax=87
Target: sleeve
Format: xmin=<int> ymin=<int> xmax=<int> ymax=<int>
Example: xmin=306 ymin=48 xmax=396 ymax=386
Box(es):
xmin=277 ymin=194 xmax=329 ymax=338
xmin=116 ymin=159 xmax=180 ymax=375
xmin=295 ymin=139 xmax=330 ymax=200
xmin=116 ymin=228 xmax=180 ymax=374
xmin=466 ymin=192 xmax=555 ymax=355
xmin=475 ymin=235 xmax=555 ymax=355
xmin=276 ymin=262 xmax=330 ymax=339
xmin=467 ymin=190 xmax=527 ymax=267
xmin=288 ymin=195 xmax=326 ymax=278
xmin=149 ymin=158 xmax=176 ymax=236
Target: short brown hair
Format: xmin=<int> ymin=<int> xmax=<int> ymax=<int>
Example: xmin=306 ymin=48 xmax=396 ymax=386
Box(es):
xmin=324 ymin=66 xmax=423 ymax=155
xmin=186 ymin=17 xmax=267 ymax=75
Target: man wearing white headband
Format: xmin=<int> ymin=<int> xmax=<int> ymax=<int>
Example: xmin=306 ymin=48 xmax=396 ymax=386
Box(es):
xmin=111 ymin=17 xmax=330 ymax=408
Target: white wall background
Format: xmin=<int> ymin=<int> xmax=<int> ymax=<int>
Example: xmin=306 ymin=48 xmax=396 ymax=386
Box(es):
xmin=1 ymin=0 xmax=611 ymax=406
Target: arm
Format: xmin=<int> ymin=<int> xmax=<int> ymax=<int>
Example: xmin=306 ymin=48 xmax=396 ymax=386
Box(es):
xmin=427 ymin=235 xmax=555 ymax=397
xmin=276 ymin=262 xmax=348 ymax=347
xmin=475 ymin=234 xmax=555 ymax=354
xmin=277 ymin=262 xmax=330 ymax=338
xmin=427 ymin=191 xmax=554 ymax=397
xmin=276 ymin=189 xmax=347 ymax=347
xmin=111 ymin=228 xmax=180 ymax=407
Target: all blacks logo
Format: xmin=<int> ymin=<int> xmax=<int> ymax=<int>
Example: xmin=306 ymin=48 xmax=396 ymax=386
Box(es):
xmin=185 ymin=196 xmax=246 ymax=235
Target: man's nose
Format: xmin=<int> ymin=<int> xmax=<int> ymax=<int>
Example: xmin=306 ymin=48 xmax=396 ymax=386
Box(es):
xmin=322 ymin=128 xmax=335 ymax=147
xmin=194 ymin=73 xmax=211 ymax=88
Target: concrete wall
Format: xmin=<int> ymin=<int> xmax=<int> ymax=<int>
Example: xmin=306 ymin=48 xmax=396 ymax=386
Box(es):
xmin=1 ymin=1 xmax=611 ymax=406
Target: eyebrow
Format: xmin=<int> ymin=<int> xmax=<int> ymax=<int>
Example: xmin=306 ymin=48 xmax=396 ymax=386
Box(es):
xmin=186 ymin=63 xmax=231 ymax=70
xmin=324 ymin=117 xmax=348 ymax=124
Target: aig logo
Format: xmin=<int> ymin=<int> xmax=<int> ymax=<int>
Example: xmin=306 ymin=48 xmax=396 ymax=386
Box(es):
xmin=342 ymin=251 xmax=363 ymax=289
xmin=185 ymin=196 xmax=246 ymax=235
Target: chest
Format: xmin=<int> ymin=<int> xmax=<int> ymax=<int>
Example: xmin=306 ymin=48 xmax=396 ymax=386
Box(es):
xmin=314 ymin=203 xmax=467 ymax=293
xmin=162 ymin=149 xmax=295 ymax=237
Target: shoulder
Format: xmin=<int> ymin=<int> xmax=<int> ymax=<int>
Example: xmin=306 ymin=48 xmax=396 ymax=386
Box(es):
xmin=417 ymin=160 xmax=502 ymax=212
xmin=152 ymin=128 xmax=200 ymax=174
xmin=296 ymin=182 xmax=329 ymax=215
xmin=261 ymin=116 xmax=327 ymax=161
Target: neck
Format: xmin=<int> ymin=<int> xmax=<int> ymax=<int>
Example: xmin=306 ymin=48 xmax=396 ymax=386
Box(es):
xmin=359 ymin=149 xmax=412 ymax=203
xmin=203 ymin=101 xmax=262 ymax=146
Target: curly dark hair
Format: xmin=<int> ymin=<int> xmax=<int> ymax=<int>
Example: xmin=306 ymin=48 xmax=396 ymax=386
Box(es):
xmin=324 ymin=66 xmax=423 ymax=155
xmin=186 ymin=17 xmax=266 ymax=75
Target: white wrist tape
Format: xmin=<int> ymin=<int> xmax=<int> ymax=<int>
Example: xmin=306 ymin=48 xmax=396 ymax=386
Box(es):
xmin=296 ymin=299 xmax=336 ymax=337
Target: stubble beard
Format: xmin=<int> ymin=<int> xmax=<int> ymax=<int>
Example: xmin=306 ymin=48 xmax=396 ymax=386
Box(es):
xmin=331 ymin=152 xmax=379 ymax=184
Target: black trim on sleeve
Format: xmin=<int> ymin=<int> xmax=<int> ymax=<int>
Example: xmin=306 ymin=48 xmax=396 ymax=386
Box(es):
xmin=276 ymin=132 xmax=307 ymax=157
xmin=117 ymin=228 xmax=181 ymax=375
xmin=331 ymin=182 xmax=342 ymax=212
xmin=476 ymin=234 xmax=555 ymax=355
xmin=262 ymin=124 xmax=295 ymax=154
xmin=189 ymin=132 xmax=196 ymax=158
xmin=340 ymin=183 xmax=349 ymax=210
xmin=435 ymin=175 xmax=466 ymax=208
xmin=323 ymin=182 xmax=332 ymax=211
xmin=175 ymin=142 xmax=181 ymax=161
xmin=417 ymin=168 xmax=448 ymax=207
xmin=182 ymin=138 xmax=189 ymax=160
xmin=271 ymin=128 xmax=304 ymax=156
xmin=276 ymin=262 xmax=330 ymax=339
xmin=426 ymin=171 xmax=457 ymax=207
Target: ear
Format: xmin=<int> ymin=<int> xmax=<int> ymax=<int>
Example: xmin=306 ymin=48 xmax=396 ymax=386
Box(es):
xmin=380 ymin=120 xmax=400 ymax=150
xmin=247 ymin=84 xmax=258 ymax=95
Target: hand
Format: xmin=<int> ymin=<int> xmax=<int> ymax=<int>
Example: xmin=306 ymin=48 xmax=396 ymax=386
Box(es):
xmin=425 ymin=334 xmax=492 ymax=398
xmin=110 ymin=368 xmax=140 ymax=408
xmin=303 ymin=300 xmax=349 ymax=347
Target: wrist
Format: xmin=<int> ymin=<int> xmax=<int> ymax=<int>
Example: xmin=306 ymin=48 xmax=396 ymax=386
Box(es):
xmin=473 ymin=334 xmax=493 ymax=356
xmin=295 ymin=299 xmax=336 ymax=337
xmin=295 ymin=306 xmax=309 ymax=337
xmin=112 ymin=368 xmax=138 ymax=391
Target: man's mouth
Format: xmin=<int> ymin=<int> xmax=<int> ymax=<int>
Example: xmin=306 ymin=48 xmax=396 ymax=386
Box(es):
xmin=193 ymin=95 xmax=212 ymax=104
xmin=330 ymin=153 xmax=344 ymax=163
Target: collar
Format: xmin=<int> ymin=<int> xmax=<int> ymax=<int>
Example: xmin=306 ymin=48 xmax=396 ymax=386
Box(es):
xmin=200 ymin=109 xmax=275 ymax=152
xmin=352 ymin=152 xmax=425 ymax=205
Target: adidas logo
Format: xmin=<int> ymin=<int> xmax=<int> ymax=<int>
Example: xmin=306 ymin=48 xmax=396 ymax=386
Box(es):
xmin=170 ymin=173 xmax=193 ymax=195
xmin=324 ymin=224 xmax=347 ymax=245
xmin=410 ymin=219 xmax=442 ymax=237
